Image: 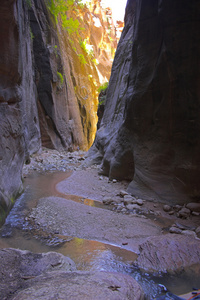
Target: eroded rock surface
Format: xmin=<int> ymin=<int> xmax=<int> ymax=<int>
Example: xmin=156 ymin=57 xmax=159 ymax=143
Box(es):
xmin=0 ymin=248 xmax=144 ymax=300
xmin=134 ymin=234 xmax=200 ymax=274
xmin=12 ymin=271 xmax=144 ymax=300
xmin=0 ymin=248 xmax=76 ymax=300
xmin=89 ymin=0 xmax=200 ymax=203
xmin=0 ymin=0 xmax=118 ymax=214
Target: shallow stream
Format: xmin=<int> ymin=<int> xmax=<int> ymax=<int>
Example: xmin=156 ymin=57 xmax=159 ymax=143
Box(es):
xmin=0 ymin=171 xmax=199 ymax=299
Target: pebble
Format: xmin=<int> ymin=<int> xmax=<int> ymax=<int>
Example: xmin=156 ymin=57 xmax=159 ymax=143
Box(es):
xmin=136 ymin=199 xmax=144 ymax=206
xmin=192 ymin=211 xmax=200 ymax=216
xmin=126 ymin=204 xmax=141 ymax=210
xmin=163 ymin=205 xmax=171 ymax=212
xmin=168 ymin=210 xmax=175 ymax=215
xmin=123 ymin=195 xmax=136 ymax=205
xmin=177 ymin=207 xmax=191 ymax=219
xmin=119 ymin=190 xmax=129 ymax=197
xmin=102 ymin=197 xmax=113 ymax=205
xmin=169 ymin=226 xmax=182 ymax=234
xmin=112 ymin=179 xmax=117 ymax=183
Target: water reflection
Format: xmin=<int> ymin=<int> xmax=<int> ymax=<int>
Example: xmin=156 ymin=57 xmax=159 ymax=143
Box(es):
xmin=0 ymin=171 xmax=198 ymax=299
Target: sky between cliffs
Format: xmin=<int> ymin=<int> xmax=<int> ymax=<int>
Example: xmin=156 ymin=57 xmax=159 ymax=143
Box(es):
xmin=101 ymin=0 xmax=127 ymax=22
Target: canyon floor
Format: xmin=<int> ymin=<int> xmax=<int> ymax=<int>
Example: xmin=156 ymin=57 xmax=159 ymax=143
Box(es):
xmin=1 ymin=148 xmax=200 ymax=299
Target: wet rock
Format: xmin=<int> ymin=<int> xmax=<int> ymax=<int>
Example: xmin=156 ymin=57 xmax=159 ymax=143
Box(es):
xmin=163 ymin=205 xmax=171 ymax=212
xmin=177 ymin=207 xmax=191 ymax=219
xmin=186 ymin=203 xmax=200 ymax=212
xmin=134 ymin=234 xmax=200 ymax=274
xmin=11 ymin=271 xmax=144 ymax=300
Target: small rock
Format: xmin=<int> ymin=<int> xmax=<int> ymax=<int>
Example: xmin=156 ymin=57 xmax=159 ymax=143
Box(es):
xmin=126 ymin=204 xmax=141 ymax=210
xmin=112 ymin=179 xmax=117 ymax=183
xmin=123 ymin=195 xmax=136 ymax=205
xmin=195 ymin=226 xmax=200 ymax=234
xmin=168 ymin=210 xmax=175 ymax=215
xmin=169 ymin=226 xmax=182 ymax=234
xmin=186 ymin=202 xmax=200 ymax=212
xmin=118 ymin=190 xmax=129 ymax=197
xmin=173 ymin=205 xmax=182 ymax=212
xmin=102 ymin=197 xmax=113 ymax=205
xmin=136 ymin=199 xmax=144 ymax=206
xmin=163 ymin=205 xmax=171 ymax=212
xmin=178 ymin=207 xmax=191 ymax=219
xmin=192 ymin=211 xmax=200 ymax=216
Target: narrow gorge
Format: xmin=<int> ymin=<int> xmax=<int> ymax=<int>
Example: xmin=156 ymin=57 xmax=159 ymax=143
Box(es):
xmin=0 ymin=0 xmax=200 ymax=299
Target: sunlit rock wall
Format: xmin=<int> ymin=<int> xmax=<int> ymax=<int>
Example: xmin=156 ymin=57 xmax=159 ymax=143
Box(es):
xmin=56 ymin=0 xmax=117 ymax=148
xmin=0 ymin=0 xmax=117 ymax=216
xmin=90 ymin=0 xmax=200 ymax=203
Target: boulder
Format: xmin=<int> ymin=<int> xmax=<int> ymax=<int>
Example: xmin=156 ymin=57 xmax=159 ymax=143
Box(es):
xmin=0 ymin=248 xmax=76 ymax=300
xmin=134 ymin=234 xmax=200 ymax=274
xmin=186 ymin=203 xmax=200 ymax=212
xmin=12 ymin=271 xmax=144 ymax=300
xmin=0 ymin=248 xmax=144 ymax=300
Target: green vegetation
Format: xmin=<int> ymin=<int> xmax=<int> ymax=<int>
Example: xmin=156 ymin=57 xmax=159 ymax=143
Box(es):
xmin=29 ymin=27 xmax=34 ymax=40
xmin=97 ymin=82 xmax=108 ymax=93
xmin=25 ymin=0 xmax=32 ymax=8
xmin=57 ymin=71 xmax=64 ymax=87
xmin=80 ymin=38 xmax=94 ymax=58
xmin=46 ymin=0 xmax=85 ymax=34
xmin=78 ymin=54 xmax=87 ymax=65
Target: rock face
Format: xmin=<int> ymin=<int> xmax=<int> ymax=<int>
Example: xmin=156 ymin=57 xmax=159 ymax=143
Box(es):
xmin=134 ymin=234 xmax=200 ymax=274
xmin=0 ymin=0 xmax=117 ymax=215
xmin=0 ymin=248 xmax=144 ymax=300
xmin=0 ymin=248 xmax=76 ymax=300
xmin=89 ymin=0 xmax=200 ymax=203
xmin=0 ymin=0 xmax=41 ymax=216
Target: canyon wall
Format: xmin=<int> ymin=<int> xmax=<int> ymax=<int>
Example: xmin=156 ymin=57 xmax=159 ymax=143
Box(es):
xmin=90 ymin=0 xmax=200 ymax=203
xmin=0 ymin=0 xmax=117 ymax=217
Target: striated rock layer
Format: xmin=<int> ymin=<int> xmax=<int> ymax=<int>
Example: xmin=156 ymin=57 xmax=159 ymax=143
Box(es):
xmin=90 ymin=0 xmax=200 ymax=203
xmin=0 ymin=0 xmax=117 ymax=215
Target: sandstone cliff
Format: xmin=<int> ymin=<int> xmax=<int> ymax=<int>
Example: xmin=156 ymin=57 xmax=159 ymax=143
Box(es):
xmin=0 ymin=0 xmax=117 ymax=218
xmin=90 ymin=0 xmax=200 ymax=203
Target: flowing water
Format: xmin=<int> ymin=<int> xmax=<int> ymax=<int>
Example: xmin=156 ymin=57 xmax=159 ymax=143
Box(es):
xmin=0 ymin=171 xmax=199 ymax=299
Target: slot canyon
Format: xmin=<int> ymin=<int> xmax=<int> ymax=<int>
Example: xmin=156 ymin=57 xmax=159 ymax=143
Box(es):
xmin=0 ymin=0 xmax=200 ymax=299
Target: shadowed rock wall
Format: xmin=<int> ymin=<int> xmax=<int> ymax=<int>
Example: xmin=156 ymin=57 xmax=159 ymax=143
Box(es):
xmin=90 ymin=0 xmax=200 ymax=203
xmin=0 ymin=0 xmax=41 ymax=215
